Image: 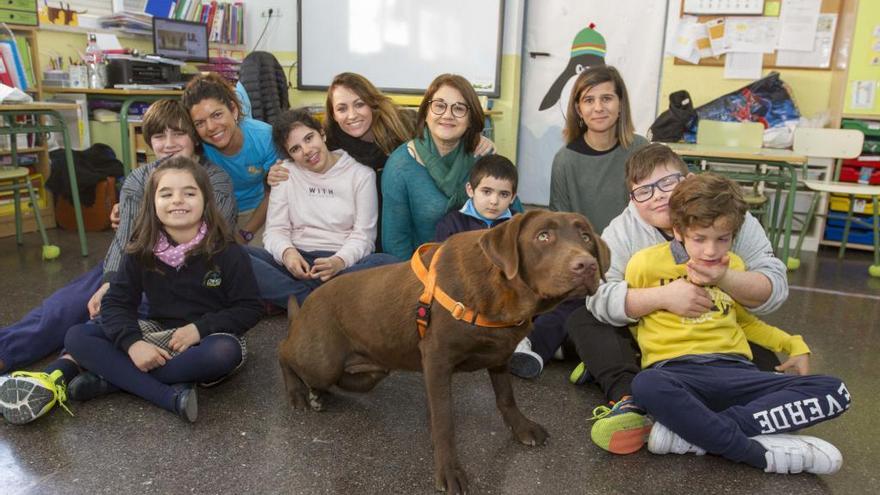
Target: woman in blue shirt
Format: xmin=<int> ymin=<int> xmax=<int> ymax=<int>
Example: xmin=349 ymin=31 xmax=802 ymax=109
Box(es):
xmin=184 ymin=73 xmax=280 ymax=245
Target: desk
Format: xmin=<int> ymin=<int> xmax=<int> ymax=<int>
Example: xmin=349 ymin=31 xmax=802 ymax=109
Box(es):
xmin=0 ymin=102 xmax=87 ymax=256
xmin=668 ymin=143 xmax=808 ymax=265
xmin=45 ymin=88 xmax=183 ymax=174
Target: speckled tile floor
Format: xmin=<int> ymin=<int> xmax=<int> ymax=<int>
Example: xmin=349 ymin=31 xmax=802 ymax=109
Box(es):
xmin=1 ymin=228 xmax=878 ymax=494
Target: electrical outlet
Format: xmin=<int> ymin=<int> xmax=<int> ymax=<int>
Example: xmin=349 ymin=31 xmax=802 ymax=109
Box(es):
xmin=261 ymin=8 xmax=282 ymax=18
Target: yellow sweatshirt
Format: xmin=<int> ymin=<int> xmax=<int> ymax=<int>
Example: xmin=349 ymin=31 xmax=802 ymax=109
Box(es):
xmin=625 ymin=242 xmax=810 ymax=368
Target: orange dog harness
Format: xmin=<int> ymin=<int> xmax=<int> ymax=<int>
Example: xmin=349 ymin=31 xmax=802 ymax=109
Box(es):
xmin=410 ymin=243 xmax=523 ymax=338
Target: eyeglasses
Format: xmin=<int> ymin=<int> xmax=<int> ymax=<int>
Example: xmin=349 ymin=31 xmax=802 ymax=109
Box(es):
xmin=428 ymin=100 xmax=469 ymax=118
xmin=630 ymin=173 xmax=684 ymax=203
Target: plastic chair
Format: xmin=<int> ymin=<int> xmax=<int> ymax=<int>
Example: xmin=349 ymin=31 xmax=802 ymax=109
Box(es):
xmin=787 ymin=128 xmax=874 ymax=275
xmin=0 ymin=166 xmax=60 ymax=260
xmin=696 ymin=120 xmax=771 ymax=224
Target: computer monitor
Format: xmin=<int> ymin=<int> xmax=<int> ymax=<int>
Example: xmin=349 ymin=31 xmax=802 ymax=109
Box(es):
xmin=152 ymin=17 xmax=209 ymax=62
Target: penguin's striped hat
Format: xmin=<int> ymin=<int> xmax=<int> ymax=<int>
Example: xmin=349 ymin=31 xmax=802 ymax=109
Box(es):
xmin=570 ymin=23 xmax=606 ymax=59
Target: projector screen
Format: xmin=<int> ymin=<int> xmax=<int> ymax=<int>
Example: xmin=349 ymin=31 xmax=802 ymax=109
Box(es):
xmin=297 ymin=0 xmax=504 ymax=97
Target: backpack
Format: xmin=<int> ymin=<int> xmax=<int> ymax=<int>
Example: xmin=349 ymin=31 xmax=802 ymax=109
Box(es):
xmin=648 ymin=90 xmax=696 ymax=143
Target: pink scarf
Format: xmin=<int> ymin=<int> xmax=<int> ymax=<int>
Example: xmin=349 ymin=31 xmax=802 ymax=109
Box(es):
xmin=154 ymin=221 xmax=208 ymax=268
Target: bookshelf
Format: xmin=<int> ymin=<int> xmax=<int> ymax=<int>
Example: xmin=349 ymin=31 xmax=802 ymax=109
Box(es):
xmin=0 ymin=25 xmax=55 ymax=238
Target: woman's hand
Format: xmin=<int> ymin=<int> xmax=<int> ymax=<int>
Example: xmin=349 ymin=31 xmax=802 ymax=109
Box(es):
xmin=282 ymin=248 xmax=311 ymax=279
xmin=310 ymin=256 xmax=345 ymax=282
xmin=776 ymin=354 xmax=810 ymax=376
xmin=267 ymin=160 xmax=291 ymax=186
xmin=169 ymin=324 xmax=201 ymax=353
xmin=87 ymin=282 xmax=111 ymax=319
xmin=474 ymin=135 xmax=495 ymax=156
xmin=128 ymin=341 xmax=171 ymax=372
xmin=109 ymin=203 xmax=121 ymax=230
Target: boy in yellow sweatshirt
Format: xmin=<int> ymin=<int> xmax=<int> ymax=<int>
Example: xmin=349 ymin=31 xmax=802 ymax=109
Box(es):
xmin=627 ymin=173 xmax=850 ymax=474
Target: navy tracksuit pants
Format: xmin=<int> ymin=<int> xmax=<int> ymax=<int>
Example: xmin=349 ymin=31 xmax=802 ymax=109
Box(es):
xmin=632 ymin=359 xmax=850 ymax=466
xmin=0 ymin=263 xmax=103 ymax=372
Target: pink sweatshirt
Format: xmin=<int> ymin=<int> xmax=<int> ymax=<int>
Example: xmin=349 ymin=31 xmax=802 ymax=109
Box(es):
xmin=263 ymin=150 xmax=378 ymax=268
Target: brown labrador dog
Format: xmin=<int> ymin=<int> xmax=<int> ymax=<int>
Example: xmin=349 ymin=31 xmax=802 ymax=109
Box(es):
xmin=278 ymin=210 xmax=610 ymax=493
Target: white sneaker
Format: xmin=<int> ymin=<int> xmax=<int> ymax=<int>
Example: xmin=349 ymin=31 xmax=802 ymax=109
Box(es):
xmin=752 ymin=434 xmax=843 ymax=475
xmin=509 ymin=338 xmax=544 ymax=379
xmin=647 ymin=421 xmax=707 ymax=456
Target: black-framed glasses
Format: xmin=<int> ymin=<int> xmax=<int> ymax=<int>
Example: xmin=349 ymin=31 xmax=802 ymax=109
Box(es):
xmin=429 ymin=100 xmax=469 ymax=118
xmin=630 ymin=173 xmax=684 ymax=203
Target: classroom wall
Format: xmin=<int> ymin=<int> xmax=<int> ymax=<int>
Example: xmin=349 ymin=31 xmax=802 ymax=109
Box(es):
xmin=658 ymin=1 xmax=836 ymax=120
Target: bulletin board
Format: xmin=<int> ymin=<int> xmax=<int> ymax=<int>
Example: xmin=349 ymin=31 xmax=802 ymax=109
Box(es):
xmin=674 ymin=0 xmax=842 ymax=70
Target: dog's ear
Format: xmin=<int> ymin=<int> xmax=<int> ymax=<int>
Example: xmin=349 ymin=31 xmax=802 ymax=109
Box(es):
xmin=479 ymin=211 xmax=531 ymax=280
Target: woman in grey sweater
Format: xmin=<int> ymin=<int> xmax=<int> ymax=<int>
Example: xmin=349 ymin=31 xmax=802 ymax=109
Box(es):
xmin=510 ymin=66 xmax=648 ymax=379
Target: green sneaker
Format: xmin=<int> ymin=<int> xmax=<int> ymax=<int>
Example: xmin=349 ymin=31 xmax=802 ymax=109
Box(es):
xmin=569 ymin=362 xmax=593 ymax=385
xmin=589 ymin=397 xmax=652 ymax=455
xmin=0 ymin=370 xmax=73 ymax=424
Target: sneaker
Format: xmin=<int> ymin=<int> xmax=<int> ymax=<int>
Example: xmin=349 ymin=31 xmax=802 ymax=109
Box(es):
xmin=509 ymin=338 xmax=543 ymax=379
xmin=590 ymin=397 xmax=652 ymax=454
xmin=569 ymin=362 xmax=593 ymax=385
xmin=647 ymin=421 xmax=707 ymax=456
xmin=68 ymin=371 xmax=119 ymax=402
xmin=174 ymin=383 xmax=198 ymax=423
xmin=752 ymin=433 xmax=843 ymax=475
xmin=0 ymin=370 xmax=72 ymax=424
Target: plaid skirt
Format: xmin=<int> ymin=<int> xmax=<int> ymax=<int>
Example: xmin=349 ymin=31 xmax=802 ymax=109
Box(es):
xmin=138 ymin=319 xmax=247 ymax=387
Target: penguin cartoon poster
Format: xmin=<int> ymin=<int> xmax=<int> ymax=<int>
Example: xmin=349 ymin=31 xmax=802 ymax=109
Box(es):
xmin=515 ymin=1 xmax=668 ymax=206
xmin=539 ymin=23 xmax=607 ymax=111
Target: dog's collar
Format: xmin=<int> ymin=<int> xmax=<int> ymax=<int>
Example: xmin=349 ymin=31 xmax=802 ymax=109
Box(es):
xmin=411 ymin=243 xmax=524 ymax=338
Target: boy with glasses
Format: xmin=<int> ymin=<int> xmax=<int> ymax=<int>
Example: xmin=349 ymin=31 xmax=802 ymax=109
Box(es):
xmin=567 ymin=143 xmax=789 ymax=454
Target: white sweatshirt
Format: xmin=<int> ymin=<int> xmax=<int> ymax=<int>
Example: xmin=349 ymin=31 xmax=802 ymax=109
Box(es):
xmin=263 ymin=150 xmax=378 ymax=268
xmin=585 ymin=202 xmax=789 ymax=326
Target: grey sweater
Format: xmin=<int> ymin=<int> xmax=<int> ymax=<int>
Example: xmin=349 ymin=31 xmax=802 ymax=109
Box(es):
xmin=585 ymin=202 xmax=789 ymax=326
xmin=549 ymin=134 xmax=649 ymax=232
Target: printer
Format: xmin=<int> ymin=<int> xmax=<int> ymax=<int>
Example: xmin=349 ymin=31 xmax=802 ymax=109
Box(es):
xmin=106 ymin=56 xmax=183 ymax=87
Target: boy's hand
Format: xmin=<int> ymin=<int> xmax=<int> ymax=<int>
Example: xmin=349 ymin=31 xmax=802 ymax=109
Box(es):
xmin=282 ymin=248 xmax=311 ymax=279
xmin=128 ymin=341 xmax=171 ymax=372
xmin=267 ymin=160 xmax=290 ymax=186
xmin=686 ymin=255 xmax=730 ymax=286
xmin=169 ymin=324 xmax=201 ymax=353
xmin=310 ymin=256 xmax=345 ymax=282
xmin=109 ymin=203 xmax=120 ymax=230
xmin=663 ymin=279 xmax=714 ymax=318
xmin=776 ymin=354 xmax=810 ymax=376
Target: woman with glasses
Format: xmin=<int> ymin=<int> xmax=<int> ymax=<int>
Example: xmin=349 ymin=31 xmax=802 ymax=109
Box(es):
xmin=509 ymin=66 xmax=649 ymax=381
xmin=183 ymin=73 xmax=281 ymax=247
xmin=380 ymin=74 xmax=490 ymax=261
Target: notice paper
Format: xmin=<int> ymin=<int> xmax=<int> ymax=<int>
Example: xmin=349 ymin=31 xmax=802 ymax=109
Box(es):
xmin=777 ymin=0 xmax=821 ymax=51
xmin=725 ymin=17 xmax=780 ymax=53
xmin=706 ymin=18 xmax=729 ymax=56
xmin=667 ymin=16 xmax=701 ymax=64
xmin=776 ymin=13 xmax=837 ymax=68
xmin=724 ymin=52 xmax=764 ymax=80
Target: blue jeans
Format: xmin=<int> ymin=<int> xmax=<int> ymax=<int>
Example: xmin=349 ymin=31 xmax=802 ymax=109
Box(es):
xmin=247 ymin=246 xmax=399 ymax=307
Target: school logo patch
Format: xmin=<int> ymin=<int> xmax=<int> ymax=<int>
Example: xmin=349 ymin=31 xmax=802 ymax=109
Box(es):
xmin=203 ymin=269 xmax=222 ymax=288
xmin=248 ymin=165 xmax=261 ymax=176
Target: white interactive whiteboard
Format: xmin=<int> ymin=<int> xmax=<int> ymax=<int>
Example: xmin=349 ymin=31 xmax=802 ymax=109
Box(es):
xmin=297 ymin=0 xmax=505 ymax=97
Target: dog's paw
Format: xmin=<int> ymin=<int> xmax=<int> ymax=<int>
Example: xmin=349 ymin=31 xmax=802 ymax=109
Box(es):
xmin=512 ymin=419 xmax=549 ymax=447
xmin=308 ymin=389 xmax=324 ymax=412
xmin=288 ymin=391 xmax=309 ymax=410
xmin=434 ymin=462 xmax=468 ymax=494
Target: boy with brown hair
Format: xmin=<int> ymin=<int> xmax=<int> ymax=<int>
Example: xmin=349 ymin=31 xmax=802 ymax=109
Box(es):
xmin=626 ymin=173 xmax=850 ymax=474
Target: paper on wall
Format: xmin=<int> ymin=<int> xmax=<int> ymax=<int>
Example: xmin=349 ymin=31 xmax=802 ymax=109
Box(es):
xmin=667 ymin=16 xmax=702 ymax=64
xmin=776 ymin=13 xmax=837 ymax=68
xmin=724 ymin=51 xmax=764 ymax=80
xmin=706 ymin=18 xmax=730 ymax=56
xmin=692 ymin=23 xmax=713 ymax=58
xmin=851 ymin=81 xmax=877 ymax=110
xmin=777 ymin=0 xmax=821 ymax=51
xmin=725 ymin=17 xmax=780 ymax=53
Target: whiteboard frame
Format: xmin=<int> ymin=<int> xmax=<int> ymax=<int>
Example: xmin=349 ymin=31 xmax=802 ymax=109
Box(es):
xmin=296 ymin=0 xmax=505 ymax=97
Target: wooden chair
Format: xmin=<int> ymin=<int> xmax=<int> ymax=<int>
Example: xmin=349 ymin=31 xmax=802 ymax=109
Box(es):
xmin=0 ymin=166 xmax=59 ymax=259
xmin=695 ymin=120 xmax=771 ymax=224
xmin=787 ymin=128 xmax=876 ymax=275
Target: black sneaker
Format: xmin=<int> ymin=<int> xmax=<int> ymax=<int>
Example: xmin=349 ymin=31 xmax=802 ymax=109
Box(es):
xmin=68 ymin=372 xmax=119 ymax=402
xmin=174 ymin=384 xmax=198 ymax=423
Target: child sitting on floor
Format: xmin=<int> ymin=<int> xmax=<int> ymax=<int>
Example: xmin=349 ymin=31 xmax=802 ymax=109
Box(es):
xmin=627 ymin=173 xmax=850 ymax=474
